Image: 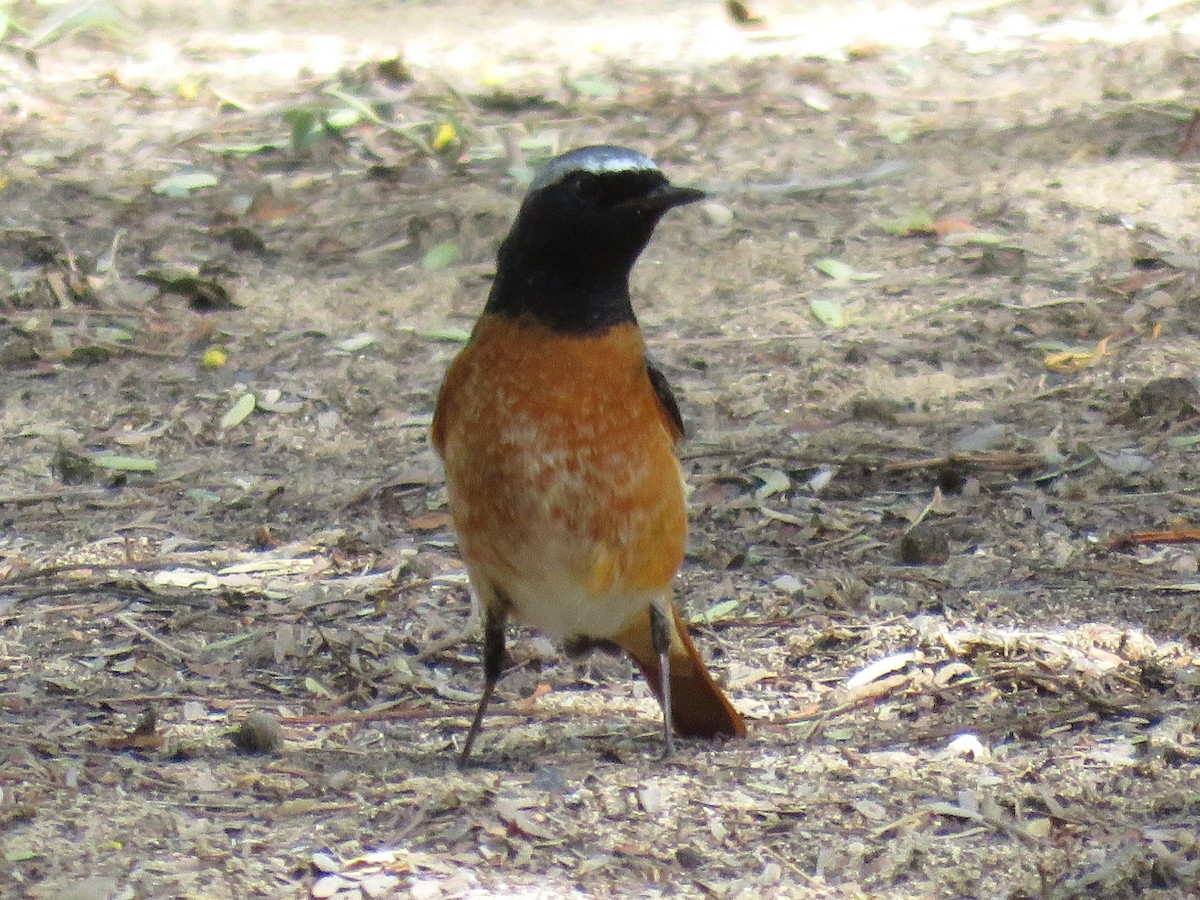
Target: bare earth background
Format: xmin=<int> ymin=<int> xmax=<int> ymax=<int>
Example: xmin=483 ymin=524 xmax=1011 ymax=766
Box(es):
xmin=2 ymin=1 xmax=1200 ymax=897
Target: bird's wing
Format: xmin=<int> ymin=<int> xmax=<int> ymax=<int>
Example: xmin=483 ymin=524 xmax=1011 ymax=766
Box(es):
xmin=646 ymin=358 xmax=685 ymax=444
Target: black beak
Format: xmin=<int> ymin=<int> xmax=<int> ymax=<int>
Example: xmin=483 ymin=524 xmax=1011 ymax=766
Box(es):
xmin=629 ymin=183 xmax=707 ymax=216
xmin=647 ymin=183 xmax=708 ymax=211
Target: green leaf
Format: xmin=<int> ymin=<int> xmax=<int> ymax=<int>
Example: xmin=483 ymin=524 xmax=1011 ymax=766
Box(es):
xmin=283 ymin=108 xmax=322 ymax=152
xmin=335 ymin=332 xmax=376 ymax=353
xmin=940 ymin=230 xmax=1006 ymax=247
xmin=323 ymin=107 xmax=361 ymax=131
xmin=200 ymin=141 xmax=282 ymax=157
xmin=693 ymin=597 xmax=740 ymax=624
xmin=65 ymin=345 xmax=112 ymax=365
xmin=1166 ymin=432 xmax=1200 ymax=448
xmin=416 ymin=326 xmax=471 ymax=343
xmin=421 ymin=240 xmax=459 ymax=271
xmin=30 ymin=2 xmax=134 ymax=47
xmin=93 ymin=454 xmax=158 ymax=473
xmin=754 ymin=468 xmax=791 ymax=500
xmin=200 ymin=632 xmax=256 ymax=653
xmin=321 ymin=87 xmax=432 ymax=155
xmin=153 ymin=172 xmax=218 ymax=198
xmin=571 ymin=75 xmax=619 ymax=99
xmin=880 ymin=208 xmax=934 ymax=236
xmin=208 ymin=86 xmax=253 ymax=111
xmin=184 ymin=488 xmax=221 ymax=505
xmin=219 ymin=393 xmax=256 ymax=430
xmin=814 ymin=258 xmax=855 ymax=280
xmin=94 ymin=326 xmax=134 ymax=342
xmin=4 ymin=848 xmax=36 ymax=863
xmin=304 ymin=677 xmax=333 ymax=698
xmin=323 ymin=88 xmax=384 ymax=125
xmin=20 ymin=150 xmax=61 ymax=169
xmin=814 ymin=258 xmax=880 ymax=282
xmin=809 ymin=297 xmax=847 ymax=328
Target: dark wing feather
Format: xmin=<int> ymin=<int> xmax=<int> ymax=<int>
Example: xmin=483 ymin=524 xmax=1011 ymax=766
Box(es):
xmin=646 ymin=358 xmax=685 ymax=443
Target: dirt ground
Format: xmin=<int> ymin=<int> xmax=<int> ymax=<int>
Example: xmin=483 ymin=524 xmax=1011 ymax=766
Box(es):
xmin=2 ymin=0 xmax=1200 ymax=897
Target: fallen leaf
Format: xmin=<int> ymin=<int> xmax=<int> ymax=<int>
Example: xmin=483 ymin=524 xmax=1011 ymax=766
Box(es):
xmin=335 ymin=332 xmax=376 ymax=353
xmin=809 ymin=297 xmax=847 ymax=327
xmin=422 ymin=241 xmax=459 ymax=271
xmin=694 ymin=597 xmax=740 ymax=624
xmin=408 ymin=512 xmax=452 ymax=531
xmin=571 ymin=74 xmax=619 ymax=99
xmin=814 ymin=258 xmax=880 ymax=282
xmin=138 ymin=270 xmax=238 ymax=310
xmin=304 ymin=677 xmax=333 ymax=699
xmin=105 ymin=708 xmax=163 ymax=751
xmin=219 ymin=393 xmax=256 ymax=430
xmin=432 ymin=121 xmax=457 ymax=151
xmin=880 ymin=208 xmax=935 ymax=236
xmin=202 ymin=347 xmax=228 ymax=368
xmin=931 ymin=218 xmax=976 ymax=238
xmin=201 ymin=141 xmax=283 ymax=157
xmin=246 ymin=185 xmax=302 ymax=223
xmin=846 ymin=651 xmax=919 ymax=690
xmin=1044 ymin=347 xmax=1102 ymax=372
xmin=416 ymin=326 xmax=471 ymax=343
xmin=940 ymin=230 xmax=1005 ymax=247
xmin=753 ymin=468 xmax=791 ymax=500
xmin=1025 ymin=817 xmax=1052 ymax=838
xmin=725 ymin=0 xmax=766 ymax=26
xmin=93 ymin=454 xmax=158 ymax=473
xmin=153 ymin=172 xmax=219 ymax=198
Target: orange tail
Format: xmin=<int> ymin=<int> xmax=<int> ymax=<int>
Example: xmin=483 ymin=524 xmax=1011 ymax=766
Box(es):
xmin=615 ymin=604 xmax=745 ymax=739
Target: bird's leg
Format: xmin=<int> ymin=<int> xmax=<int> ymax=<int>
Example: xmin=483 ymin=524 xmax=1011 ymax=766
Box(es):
xmin=649 ymin=601 xmax=675 ymax=759
xmin=458 ymin=605 xmax=507 ymax=768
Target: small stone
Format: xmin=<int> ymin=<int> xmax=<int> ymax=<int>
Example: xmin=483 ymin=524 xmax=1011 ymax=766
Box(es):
xmin=529 ymin=766 xmax=565 ymax=792
xmin=772 ymin=574 xmax=802 ymax=594
xmin=311 ymin=852 xmax=341 ymax=874
xmin=636 ymin=782 xmax=662 ymax=813
xmin=230 ymin=711 xmax=284 ymax=754
xmin=944 ymin=732 xmax=990 ymax=761
xmin=1128 ymin=376 xmax=1198 ymax=421
xmin=359 ymin=873 xmax=402 ymax=898
xmin=311 ymin=874 xmax=346 ymax=899
xmin=702 ymin=201 xmax=734 ymax=228
xmin=898 ymin=524 xmax=950 ymax=566
xmin=46 ymin=877 xmax=119 ymax=900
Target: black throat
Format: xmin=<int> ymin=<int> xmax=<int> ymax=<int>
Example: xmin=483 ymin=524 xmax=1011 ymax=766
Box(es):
xmin=483 ymin=228 xmax=643 ymax=333
xmin=482 ymin=168 xmax=694 ymax=334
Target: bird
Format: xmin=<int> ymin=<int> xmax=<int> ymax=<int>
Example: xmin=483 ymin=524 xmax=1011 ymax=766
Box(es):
xmin=431 ymin=144 xmax=745 ymax=766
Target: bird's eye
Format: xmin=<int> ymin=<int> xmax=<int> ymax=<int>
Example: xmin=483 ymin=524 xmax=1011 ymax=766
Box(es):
xmin=572 ymin=173 xmax=602 ymax=202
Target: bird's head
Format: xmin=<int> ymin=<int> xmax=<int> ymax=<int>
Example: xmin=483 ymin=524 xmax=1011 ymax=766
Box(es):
xmin=485 ymin=145 xmax=706 ymax=332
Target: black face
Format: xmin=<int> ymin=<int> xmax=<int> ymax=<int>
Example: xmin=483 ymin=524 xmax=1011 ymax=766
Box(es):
xmin=484 ymin=164 xmax=705 ymax=333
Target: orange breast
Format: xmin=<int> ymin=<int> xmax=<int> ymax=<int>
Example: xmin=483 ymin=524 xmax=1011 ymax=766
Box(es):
xmin=433 ymin=315 xmax=686 ymax=629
